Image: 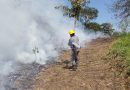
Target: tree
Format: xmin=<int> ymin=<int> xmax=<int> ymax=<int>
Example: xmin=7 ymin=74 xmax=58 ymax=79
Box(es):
xmin=101 ymin=23 xmax=114 ymax=36
xmin=84 ymin=22 xmax=101 ymax=31
xmin=80 ymin=7 xmax=98 ymax=23
xmin=112 ymin=0 xmax=130 ymax=31
xmin=56 ymin=0 xmax=98 ymax=29
xmin=112 ymin=0 xmax=130 ymax=21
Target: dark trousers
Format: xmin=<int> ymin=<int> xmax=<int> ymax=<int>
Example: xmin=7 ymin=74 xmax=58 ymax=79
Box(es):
xmin=71 ymin=49 xmax=79 ymax=66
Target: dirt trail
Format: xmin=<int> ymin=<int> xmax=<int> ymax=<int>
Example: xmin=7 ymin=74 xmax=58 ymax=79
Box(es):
xmin=33 ymin=38 xmax=125 ymax=90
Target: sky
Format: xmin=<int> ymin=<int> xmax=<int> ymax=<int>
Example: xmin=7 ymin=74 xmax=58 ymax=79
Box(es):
xmin=64 ymin=0 xmax=118 ymax=30
xmin=89 ymin=0 xmax=118 ymax=30
xmin=89 ymin=0 xmax=115 ymax=24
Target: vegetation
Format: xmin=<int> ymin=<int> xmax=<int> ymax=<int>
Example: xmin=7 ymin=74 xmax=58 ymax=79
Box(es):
xmin=112 ymin=0 xmax=130 ymax=22
xmin=101 ymin=23 xmax=114 ymax=36
xmin=112 ymin=0 xmax=130 ymax=31
xmin=84 ymin=22 xmax=115 ymax=36
xmin=110 ymin=0 xmax=130 ymax=76
xmin=56 ymin=0 xmax=98 ymax=28
xmin=84 ymin=22 xmax=101 ymax=31
xmin=109 ymin=33 xmax=130 ymax=76
xmin=56 ymin=0 xmax=115 ymax=36
xmin=112 ymin=31 xmax=121 ymax=37
xmin=56 ymin=0 xmax=117 ymax=36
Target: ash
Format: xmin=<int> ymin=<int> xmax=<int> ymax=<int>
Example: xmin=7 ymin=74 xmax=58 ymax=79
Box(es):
xmin=5 ymin=62 xmax=47 ymax=90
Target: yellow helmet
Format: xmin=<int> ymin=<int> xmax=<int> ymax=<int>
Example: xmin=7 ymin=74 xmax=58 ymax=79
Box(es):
xmin=69 ymin=29 xmax=75 ymax=35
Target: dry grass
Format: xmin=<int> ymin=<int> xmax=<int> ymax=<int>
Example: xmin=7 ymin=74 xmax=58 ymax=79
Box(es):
xmin=33 ymin=38 xmax=125 ymax=90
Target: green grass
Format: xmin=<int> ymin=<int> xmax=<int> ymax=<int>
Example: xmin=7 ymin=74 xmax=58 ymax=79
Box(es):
xmin=109 ymin=33 xmax=130 ymax=76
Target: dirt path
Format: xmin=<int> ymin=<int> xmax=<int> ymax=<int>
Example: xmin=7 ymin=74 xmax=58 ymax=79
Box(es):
xmin=33 ymin=38 xmax=125 ymax=90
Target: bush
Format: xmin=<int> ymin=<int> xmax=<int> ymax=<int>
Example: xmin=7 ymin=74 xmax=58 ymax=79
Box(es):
xmin=112 ymin=32 xmax=121 ymax=37
xmin=84 ymin=22 xmax=101 ymax=32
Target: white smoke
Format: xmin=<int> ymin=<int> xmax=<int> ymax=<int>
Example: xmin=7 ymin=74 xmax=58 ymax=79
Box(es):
xmin=0 ymin=0 xmax=102 ymax=89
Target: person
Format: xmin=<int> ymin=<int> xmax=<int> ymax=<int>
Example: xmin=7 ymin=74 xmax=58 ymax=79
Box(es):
xmin=68 ymin=29 xmax=80 ymax=69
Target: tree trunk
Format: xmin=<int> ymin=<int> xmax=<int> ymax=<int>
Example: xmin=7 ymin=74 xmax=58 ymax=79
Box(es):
xmin=74 ymin=18 xmax=77 ymax=30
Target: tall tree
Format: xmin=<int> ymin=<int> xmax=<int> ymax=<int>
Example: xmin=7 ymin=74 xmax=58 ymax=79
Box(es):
xmin=56 ymin=0 xmax=98 ymax=29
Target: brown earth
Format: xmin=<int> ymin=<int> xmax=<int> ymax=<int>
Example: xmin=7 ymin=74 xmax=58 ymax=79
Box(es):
xmin=33 ymin=38 xmax=125 ymax=90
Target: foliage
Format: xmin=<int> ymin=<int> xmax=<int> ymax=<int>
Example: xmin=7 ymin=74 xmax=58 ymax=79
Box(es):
xmin=84 ymin=22 xmax=101 ymax=31
xmin=101 ymin=23 xmax=114 ymax=36
xmin=112 ymin=0 xmax=130 ymax=21
xmin=80 ymin=7 xmax=98 ymax=23
xmin=112 ymin=0 xmax=130 ymax=31
xmin=84 ymin=22 xmax=115 ymax=35
xmin=109 ymin=33 xmax=130 ymax=76
xmin=112 ymin=31 xmax=121 ymax=37
xmin=119 ymin=20 xmax=129 ymax=32
xmin=56 ymin=0 xmax=98 ymax=26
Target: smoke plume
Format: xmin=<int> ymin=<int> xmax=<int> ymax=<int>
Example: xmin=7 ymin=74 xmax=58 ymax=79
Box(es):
xmin=0 ymin=0 xmax=102 ymax=89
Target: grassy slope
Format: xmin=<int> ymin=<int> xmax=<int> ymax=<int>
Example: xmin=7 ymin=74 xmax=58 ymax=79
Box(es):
xmin=109 ymin=33 xmax=130 ymax=89
xmin=109 ymin=34 xmax=130 ymax=76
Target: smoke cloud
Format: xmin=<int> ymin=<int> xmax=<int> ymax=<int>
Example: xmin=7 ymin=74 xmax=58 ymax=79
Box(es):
xmin=0 ymin=0 xmax=102 ymax=89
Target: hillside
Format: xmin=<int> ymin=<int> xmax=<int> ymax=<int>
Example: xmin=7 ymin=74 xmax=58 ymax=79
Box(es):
xmin=33 ymin=38 xmax=127 ymax=90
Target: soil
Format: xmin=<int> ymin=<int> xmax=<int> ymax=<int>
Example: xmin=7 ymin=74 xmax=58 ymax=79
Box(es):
xmin=33 ymin=38 xmax=126 ymax=90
